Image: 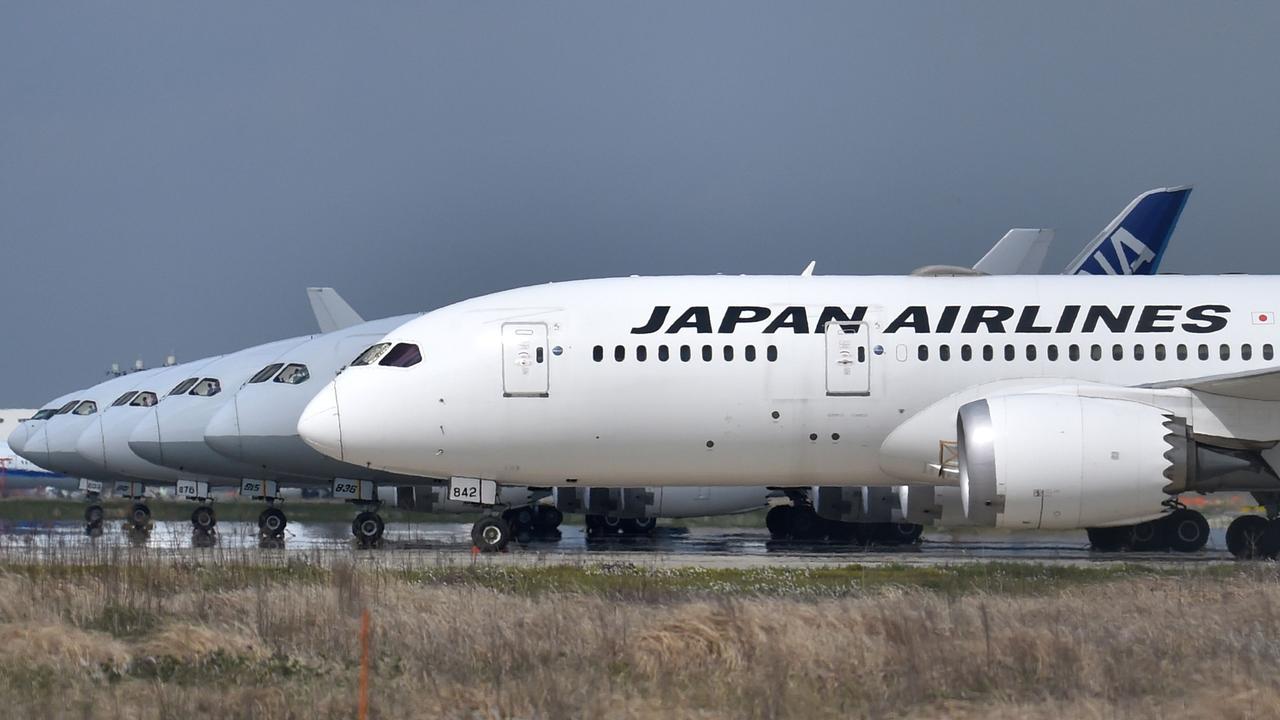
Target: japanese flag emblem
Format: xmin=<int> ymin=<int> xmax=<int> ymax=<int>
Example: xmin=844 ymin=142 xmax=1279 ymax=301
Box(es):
xmin=1253 ymin=311 xmax=1275 ymax=325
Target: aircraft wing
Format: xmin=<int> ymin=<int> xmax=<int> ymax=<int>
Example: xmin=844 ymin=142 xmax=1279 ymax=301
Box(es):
xmin=1145 ymin=366 xmax=1280 ymax=402
xmin=307 ymin=287 xmax=364 ymax=333
xmin=971 ymin=229 xmax=1054 ymax=274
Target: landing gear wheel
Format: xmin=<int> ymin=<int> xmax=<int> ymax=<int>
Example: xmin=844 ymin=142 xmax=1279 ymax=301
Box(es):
xmin=84 ymin=504 xmax=104 ymax=530
xmin=602 ymin=516 xmax=624 ymax=535
xmin=1127 ymin=519 xmax=1167 ymax=551
xmin=788 ymin=507 xmax=824 ymax=541
xmin=128 ymin=503 xmax=151 ymax=530
xmin=1261 ymin=520 xmax=1280 ymax=560
xmin=585 ymin=514 xmax=607 ymax=539
xmin=878 ymin=522 xmax=924 ymax=546
xmin=1226 ymin=515 xmax=1270 ymax=560
xmin=825 ymin=519 xmax=857 ymax=543
xmin=765 ymin=506 xmax=794 ymax=539
xmin=534 ymin=506 xmax=564 ymax=533
xmin=258 ymin=507 xmax=288 ymax=539
xmin=1087 ymin=526 xmax=1128 ymax=552
xmin=472 ymin=516 xmax=512 ymax=552
xmin=621 ymin=517 xmax=657 ymax=536
xmin=1163 ymin=509 xmax=1210 ymax=553
xmin=352 ymin=511 xmax=385 ymax=547
xmin=191 ymin=505 xmax=217 ymax=534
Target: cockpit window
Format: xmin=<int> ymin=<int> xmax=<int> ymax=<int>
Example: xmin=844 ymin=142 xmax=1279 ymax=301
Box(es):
xmin=111 ymin=392 xmax=139 ymax=407
xmin=189 ymin=378 xmax=221 ymax=397
xmin=380 ymin=343 xmax=422 ymax=368
xmin=351 ymin=343 xmax=391 ymax=366
xmin=249 ymin=364 xmax=284 ymax=384
xmin=169 ymin=378 xmax=199 ymax=396
xmin=72 ymin=401 xmax=98 ymax=416
xmin=55 ymin=401 xmax=79 ymax=415
xmin=130 ymin=392 xmax=158 ymax=407
xmin=31 ymin=409 xmax=58 ymax=420
xmin=274 ymin=364 xmax=310 ymax=385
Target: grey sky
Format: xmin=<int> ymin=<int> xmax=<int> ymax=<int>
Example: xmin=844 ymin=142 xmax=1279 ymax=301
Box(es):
xmin=2 ymin=2 xmax=1278 ymax=406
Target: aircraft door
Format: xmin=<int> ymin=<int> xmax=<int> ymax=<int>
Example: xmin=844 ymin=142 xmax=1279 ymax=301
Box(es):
xmin=502 ymin=323 xmax=550 ymax=397
xmin=825 ymin=321 xmax=871 ymax=396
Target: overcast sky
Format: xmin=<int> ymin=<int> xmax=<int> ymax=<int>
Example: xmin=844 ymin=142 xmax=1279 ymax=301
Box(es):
xmin=3 ymin=2 xmax=1279 ymax=405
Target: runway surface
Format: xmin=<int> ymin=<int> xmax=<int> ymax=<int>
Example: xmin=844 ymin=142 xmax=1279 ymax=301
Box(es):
xmin=0 ymin=518 xmax=1241 ymax=567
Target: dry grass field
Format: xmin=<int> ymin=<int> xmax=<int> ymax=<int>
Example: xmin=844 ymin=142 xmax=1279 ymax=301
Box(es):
xmin=0 ymin=547 xmax=1275 ymax=719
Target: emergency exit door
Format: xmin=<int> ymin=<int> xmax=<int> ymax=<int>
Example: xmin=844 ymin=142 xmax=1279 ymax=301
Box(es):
xmin=502 ymin=323 xmax=549 ymax=397
xmin=825 ymin=321 xmax=870 ymax=396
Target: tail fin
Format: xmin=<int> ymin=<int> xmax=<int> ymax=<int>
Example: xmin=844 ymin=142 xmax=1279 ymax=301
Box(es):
xmin=972 ymin=228 xmax=1054 ymax=274
xmin=1064 ymin=186 xmax=1191 ymax=275
xmin=307 ymin=287 xmax=364 ymax=333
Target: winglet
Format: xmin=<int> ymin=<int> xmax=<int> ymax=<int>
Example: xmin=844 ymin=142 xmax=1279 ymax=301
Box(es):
xmin=307 ymin=288 xmax=364 ymax=333
xmin=1064 ymin=186 xmax=1192 ymax=275
xmin=800 ymin=260 xmax=816 ymax=277
xmin=972 ymin=228 xmax=1054 ymax=274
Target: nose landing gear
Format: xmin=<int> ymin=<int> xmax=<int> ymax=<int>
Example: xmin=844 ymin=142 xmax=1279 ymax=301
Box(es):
xmin=352 ymin=510 xmax=386 ymax=548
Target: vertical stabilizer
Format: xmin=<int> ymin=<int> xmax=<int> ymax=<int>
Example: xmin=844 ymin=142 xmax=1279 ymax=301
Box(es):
xmin=972 ymin=229 xmax=1054 ymax=274
xmin=307 ymin=288 xmax=364 ymax=333
xmin=1064 ymin=186 xmax=1191 ymax=275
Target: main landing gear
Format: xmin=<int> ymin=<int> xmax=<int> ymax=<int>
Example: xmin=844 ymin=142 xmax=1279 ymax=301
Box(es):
xmin=1087 ymin=507 xmax=1211 ymax=553
xmin=470 ymin=506 xmax=565 ymax=553
xmin=765 ymin=504 xmax=924 ymax=546
xmin=584 ymin=514 xmax=657 ymax=539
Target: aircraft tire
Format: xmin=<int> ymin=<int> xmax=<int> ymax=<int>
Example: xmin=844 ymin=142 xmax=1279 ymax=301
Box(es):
xmin=128 ymin=503 xmax=151 ymax=530
xmin=191 ymin=505 xmax=217 ymax=533
xmin=788 ymin=506 xmax=824 ymax=541
xmin=84 ymin=504 xmax=104 ymax=528
xmin=1260 ymin=520 xmax=1280 ymax=560
xmin=1163 ymin=509 xmax=1210 ymax=553
xmin=878 ymin=522 xmax=924 ymax=546
xmin=622 ymin=517 xmax=657 ymax=536
xmin=534 ymin=506 xmax=564 ymax=532
xmin=1126 ymin=519 xmax=1167 ymax=551
xmin=259 ymin=507 xmax=287 ymax=538
xmin=353 ymin=511 xmax=384 ymax=547
xmin=1086 ymin=526 xmax=1128 ymax=552
xmin=825 ymin=519 xmax=857 ymax=543
xmin=765 ymin=506 xmax=793 ymax=539
xmin=1226 ymin=515 xmax=1269 ymax=559
xmin=472 ymin=516 xmax=512 ymax=552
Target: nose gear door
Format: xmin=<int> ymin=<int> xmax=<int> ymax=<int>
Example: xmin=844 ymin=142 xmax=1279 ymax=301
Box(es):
xmin=502 ymin=323 xmax=550 ymax=397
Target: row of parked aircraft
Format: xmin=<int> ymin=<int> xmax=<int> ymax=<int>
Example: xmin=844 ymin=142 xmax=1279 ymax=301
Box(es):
xmin=19 ymin=186 xmax=1275 ymax=558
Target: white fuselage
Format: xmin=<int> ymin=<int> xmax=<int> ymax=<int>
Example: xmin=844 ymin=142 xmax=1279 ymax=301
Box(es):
xmin=303 ymin=274 xmax=1280 ymax=488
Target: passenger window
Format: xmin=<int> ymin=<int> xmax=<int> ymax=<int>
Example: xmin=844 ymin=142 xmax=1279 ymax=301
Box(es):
xmin=380 ymin=343 xmax=422 ymax=368
xmin=130 ymin=392 xmax=158 ymax=407
xmin=169 ymin=379 xmax=199 ymax=396
xmin=190 ymin=378 xmax=221 ymax=397
xmin=1266 ymin=344 xmax=1275 ymax=361
xmin=1025 ymin=345 xmax=1036 ymax=361
xmin=1155 ymin=344 xmax=1166 ymax=361
xmin=701 ymin=345 xmax=713 ymax=362
xmin=1069 ymin=345 xmax=1080 ymax=361
xmin=614 ymin=346 xmax=626 ymax=362
xmin=592 ymin=346 xmax=603 ymax=362
xmin=1134 ymin=344 xmax=1144 ymax=361
xmin=1220 ymin=344 xmax=1231 ymax=361
xmin=745 ymin=345 xmax=757 ymax=362
xmin=939 ymin=345 xmax=951 ymax=361
xmin=723 ymin=346 xmax=734 ymax=361
xmin=1243 ymin=344 xmax=1253 ymax=361
xmin=1047 ymin=345 xmax=1059 ymax=361
xmin=680 ymin=345 xmax=692 ymax=362
xmin=1177 ymin=344 xmax=1188 ymax=360
xmin=352 ymin=343 xmax=392 ymax=366
xmin=250 ymin=364 xmax=284 ymax=383
xmin=961 ymin=345 xmax=972 ymax=361
xmin=636 ymin=346 xmax=648 ymax=362
xmin=1090 ymin=345 xmax=1102 ymax=361
xmin=918 ymin=345 xmax=929 ymax=361
xmin=1198 ymin=344 xmax=1209 ymax=361
xmin=766 ymin=345 xmax=778 ymax=362
xmin=1112 ymin=344 xmax=1123 ymax=361
xmin=1004 ymin=345 xmax=1015 ymax=362
xmin=658 ymin=345 xmax=670 ymax=362
xmin=274 ymin=364 xmax=310 ymax=385
xmin=111 ymin=392 xmax=139 ymax=407
xmin=72 ymin=401 xmax=97 ymax=416
xmin=981 ymin=345 xmax=993 ymax=361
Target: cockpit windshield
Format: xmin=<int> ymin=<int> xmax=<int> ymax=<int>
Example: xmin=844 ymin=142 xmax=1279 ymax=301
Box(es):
xmin=111 ymin=392 xmax=138 ymax=407
xmin=72 ymin=401 xmax=97 ymax=416
xmin=189 ymin=378 xmax=221 ymax=397
xmin=55 ymin=401 xmax=79 ymax=415
xmin=130 ymin=392 xmax=158 ymax=407
xmin=351 ymin=343 xmax=391 ymax=366
xmin=169 ymin=378 xmax=199 ymax=397
xmin=31 ymin=409 xmax=58 ymax=420
xmin=274 ymin=364 xmax=310 ymax=385
xmin=379 ymin=343 xmax=422 ymax=368
xmin=249 ymin=364 xmax=284 ymax=384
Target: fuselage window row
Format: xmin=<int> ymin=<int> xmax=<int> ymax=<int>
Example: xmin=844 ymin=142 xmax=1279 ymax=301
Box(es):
xmin=591 ymin=344 xmax=780 ymax=363
xmin=912 ymin=342 xmax=1273 ymax=363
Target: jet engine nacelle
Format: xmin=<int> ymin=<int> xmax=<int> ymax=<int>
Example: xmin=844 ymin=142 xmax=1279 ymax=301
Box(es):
xmin=957 ymin=394 xmax=1174 ymax=529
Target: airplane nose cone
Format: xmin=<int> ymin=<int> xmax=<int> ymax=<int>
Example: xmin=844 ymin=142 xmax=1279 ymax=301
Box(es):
xmin=75 ymin=417 xmax=107 ymax=468
xmin=18 ymin=425 xmax=50 ymax=466
xmin=8 ymin=424 xmax=29 ymax=454
xmin=297 ymin=383 xmax=343 ymax=461
xmin=128 ymin=411 xmax=165 ymax=465
xmin=204 ymin=401 xmax=243 ymax=461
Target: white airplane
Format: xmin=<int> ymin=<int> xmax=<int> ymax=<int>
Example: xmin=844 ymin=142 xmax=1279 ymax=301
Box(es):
xmin=0 ymin=439 xmax=78 ymax=494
